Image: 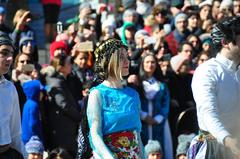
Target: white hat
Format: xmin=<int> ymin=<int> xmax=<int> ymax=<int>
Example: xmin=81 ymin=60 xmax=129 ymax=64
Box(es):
xmin=199 ymin=0 xmax=212 ymax=8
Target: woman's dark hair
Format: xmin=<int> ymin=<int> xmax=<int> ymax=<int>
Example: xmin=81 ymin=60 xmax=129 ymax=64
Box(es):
xmin=139 ymin=53 xmax=163 ymax=82
xmin=137 ymin=53 xmax=163 ymax=99
xmin=46 ymin=147 xmax=72 ymax=159
xmin=186 ymin=34 xmax=203 ymax=58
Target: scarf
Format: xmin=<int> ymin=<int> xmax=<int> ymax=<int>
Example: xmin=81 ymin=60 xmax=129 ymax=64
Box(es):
xmin=143 ymin=77 xmax=160 ymax=100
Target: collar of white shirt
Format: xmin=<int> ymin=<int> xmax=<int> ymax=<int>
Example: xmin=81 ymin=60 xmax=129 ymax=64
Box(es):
xmin=0 ymin=75 xmax=6 ymax=84
xmin=216 ymin=53 xmax=239 ymax=71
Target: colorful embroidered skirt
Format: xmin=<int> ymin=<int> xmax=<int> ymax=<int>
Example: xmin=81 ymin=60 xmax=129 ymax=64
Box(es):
xmin=104 ymin=131 xmax=141 ymax=159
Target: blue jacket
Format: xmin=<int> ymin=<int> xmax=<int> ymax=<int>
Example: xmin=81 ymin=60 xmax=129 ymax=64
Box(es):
xmin=141 ymin=83 xmax=170 ymax=146
xmin=21 ymin=80 xmax=43 ymax=144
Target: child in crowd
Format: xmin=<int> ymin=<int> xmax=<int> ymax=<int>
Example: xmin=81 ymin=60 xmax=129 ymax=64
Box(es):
xmin=176 ymin=133 xmax=195 ymax=159
xmin=145 ymin=140 xmax=162 ymax=159
xmin=47 ymin=147 xmax=72 ymax=159
xmin=25 ymin=136 xmax=44 ymax=159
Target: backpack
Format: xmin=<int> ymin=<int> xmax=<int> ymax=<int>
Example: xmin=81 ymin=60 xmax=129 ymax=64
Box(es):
xmin=76 ymin=96 xmax=93 ymax=159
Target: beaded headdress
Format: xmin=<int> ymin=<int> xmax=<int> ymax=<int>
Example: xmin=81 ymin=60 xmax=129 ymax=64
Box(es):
xmin=94 ymin=38 xmax=128 ymax=82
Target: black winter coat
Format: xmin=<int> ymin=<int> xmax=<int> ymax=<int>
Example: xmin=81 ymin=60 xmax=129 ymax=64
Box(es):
xmin=45 ymin=72 xmax=81 ymax=157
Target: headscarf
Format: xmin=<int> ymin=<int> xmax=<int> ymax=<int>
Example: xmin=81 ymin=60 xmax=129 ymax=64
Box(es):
xmin=94 ymin=38 xmax=128 ymax=82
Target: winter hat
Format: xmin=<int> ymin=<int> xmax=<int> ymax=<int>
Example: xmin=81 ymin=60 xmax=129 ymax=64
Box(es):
xmin=176 ymin=133 xmax=195 ymax=157
xmin=220 ymin=0 xmax=233 ymax=10
xmin=134 ymin=29 xmax=149 ymax=41
xmin=25 ymin=136 xmax=44 ymax=154
xmin=19 ymin=35 xmax=35 ymax=51
xmin=0 ymin=6 xmax=6 ymax=15
xmin=174 ymin=12 xmax=187 ymax=27
xmin=122 ymin=0 xmax=136 ymax=9
xmin=170 ymin=54 xmax=189 ymax=72
xmin=123 ymin=9 xmax=138 ymax=20
xmin=145 ymin=140 xmax=162 ymax=156
xmin=49 ymin=41 xmax=68 ymax=60
xmin=101 ymin=17 xmax=116 ymax=30
xmin=155 ymin=0 xmax=170 ymax=5
xmin=199 ymin=33 xmax=212 ymax=44
xmin=171 ymin=0 xmax=184 ymax=8
xmin=199 ymin=0 xmax=212 ymax=9
xmin=136 ymin=0 xmax=152 ymax=17
xmin=0 ymin=31 xmax=14 ymax=48
xmin=79 ymin=2 xmax=91 ymax=11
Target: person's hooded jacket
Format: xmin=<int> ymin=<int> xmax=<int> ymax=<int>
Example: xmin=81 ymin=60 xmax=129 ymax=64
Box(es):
xmin=22 ymin=80 xmax=43 ymax=144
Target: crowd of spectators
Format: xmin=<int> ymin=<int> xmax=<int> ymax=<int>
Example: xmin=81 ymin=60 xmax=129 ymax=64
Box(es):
xmin=1 ymin=0 xmax=239 ymax=158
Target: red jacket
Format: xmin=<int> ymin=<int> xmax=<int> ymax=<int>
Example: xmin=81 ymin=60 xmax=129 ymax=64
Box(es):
xmin=165 ymin=32 xmax=178 ymax=56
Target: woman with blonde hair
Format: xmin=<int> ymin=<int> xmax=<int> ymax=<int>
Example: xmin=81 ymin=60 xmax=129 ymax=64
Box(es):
xmin=87 ymin=38 xmax=145 ymax=158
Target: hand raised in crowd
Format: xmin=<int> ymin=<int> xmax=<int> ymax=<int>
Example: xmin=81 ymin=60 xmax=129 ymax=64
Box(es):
xmin=15 ymin=11 xmax=31 ymax=31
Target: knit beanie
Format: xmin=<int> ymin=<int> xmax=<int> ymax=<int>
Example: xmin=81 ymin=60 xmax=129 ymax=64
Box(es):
xmin=145 ymin=140 xmax=162 ymax=156
xmin=123 ymin=9 xmax=138 ymax=20
xmin=134 ymin=29 xmax=149 ymax=42
xmin=170 ymin=54 xmax=188 ymax=73
xmin=25 ymin=136 xmax=44 ymax=155
xmin=136 ymin=0 xmax=152 ymax=17
xmin=122 ymin=0 xmax=136 ymax=9
xmin=0 ymin=31 xmax=14 ymax=48
xmin=174 ymin=12 xmax=187 ymax=27
xmin=220 ymin=0 xmax=233 ymax=10
xmin=199 ymin=33 xmax=212 ymax=44
xmin=79 ymin=2 xmax=91 ymax=11
xmin=49 ymin=40 xmax=68 ymax=60
xmin=176 ymin=133 xmax=195 ymax=157
xmin=19 ymin=35 xmax=35 ymax=51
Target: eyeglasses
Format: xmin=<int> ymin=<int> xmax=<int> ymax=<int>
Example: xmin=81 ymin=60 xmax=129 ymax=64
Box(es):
xmin=19 ymin=60 xmax=31 ymax=64
xmin=0 ymin=51 xmax=13 ymax=58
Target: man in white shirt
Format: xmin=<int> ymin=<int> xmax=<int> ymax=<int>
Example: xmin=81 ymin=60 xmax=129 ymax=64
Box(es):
xmin=188 ymin=16 xmax=240 ymax=158
xmin=0 ymin=32 xmax=26 ymax=158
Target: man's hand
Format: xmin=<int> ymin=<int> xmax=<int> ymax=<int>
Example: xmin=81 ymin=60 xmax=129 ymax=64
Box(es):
xmin=224 ymin=136 xmax=240 ymax=156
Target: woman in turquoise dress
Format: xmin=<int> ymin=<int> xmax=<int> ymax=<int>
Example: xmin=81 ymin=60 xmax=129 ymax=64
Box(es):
xmin=86 ymin=38 xmax=145 ymax=159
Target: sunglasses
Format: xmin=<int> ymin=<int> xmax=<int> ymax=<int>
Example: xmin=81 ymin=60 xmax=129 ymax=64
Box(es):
xmin=19 ymin=60 xmax=31 ymax=64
